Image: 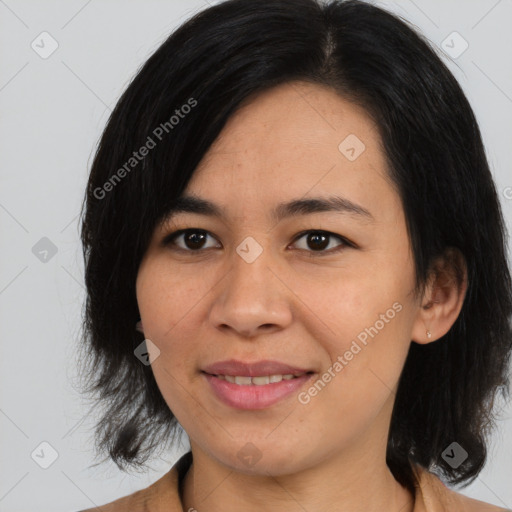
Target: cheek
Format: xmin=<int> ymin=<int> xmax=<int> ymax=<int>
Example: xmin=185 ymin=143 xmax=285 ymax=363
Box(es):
xmin=135 ymin=258 xmax=223 ymax=418
xmin=299 ymin=296 xmax=411 ymax=445
xmin=136 ymin=261 xmax=202 ymax=416
xmin=294 ymin=258 xmax=414 ymax=401
xmin=289 ymin=254 xmax=411 ymax=343
xmin=136 ymin=258 xmax=214 ymax=345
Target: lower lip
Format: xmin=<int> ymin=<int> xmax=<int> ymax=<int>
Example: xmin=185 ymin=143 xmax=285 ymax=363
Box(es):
xmin=202 ymin=372 xmax=314 ymax=410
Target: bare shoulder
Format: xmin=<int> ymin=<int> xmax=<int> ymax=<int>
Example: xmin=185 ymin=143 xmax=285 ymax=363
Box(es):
xmin=456 ymin=492 xmax=511 ymax=512
xmin=75 ymin=487 xmax=150 ymax=512
xmin=413 ymin=465 xmax=510 ymax=512
xmin=73 ymin=465 xmax=182 ymax=512
xmin=439 ymin=477 xmax=510 ymax=511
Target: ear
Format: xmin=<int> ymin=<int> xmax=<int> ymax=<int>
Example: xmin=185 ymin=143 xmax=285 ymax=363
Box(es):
xmin=411 ymin=247 xmax=468 ymax=344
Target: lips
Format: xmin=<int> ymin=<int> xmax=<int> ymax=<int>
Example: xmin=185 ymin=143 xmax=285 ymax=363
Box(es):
xmin=203 ymin=372 xmax=315 ymax=410
xmin=202 ymin=359 xmax=314 ymax=378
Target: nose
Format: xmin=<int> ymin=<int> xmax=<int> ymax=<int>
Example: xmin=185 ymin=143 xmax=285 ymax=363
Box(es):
xmin=208 ymin=244 xmax=293 ymax=339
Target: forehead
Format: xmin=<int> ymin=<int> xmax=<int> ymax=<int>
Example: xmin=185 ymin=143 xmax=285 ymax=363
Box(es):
xmin=168 ymin=80 xmax=401 ymax=228
xmin=190 ymin=80 xmax=387 ymax=184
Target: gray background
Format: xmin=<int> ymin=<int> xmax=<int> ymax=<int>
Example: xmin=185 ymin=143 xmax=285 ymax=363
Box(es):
xmin=1 ymin=0 xmax=511 ymax=510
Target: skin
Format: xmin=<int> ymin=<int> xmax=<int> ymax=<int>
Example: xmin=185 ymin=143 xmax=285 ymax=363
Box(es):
xmin=136 ymin=81 xmax=467 ymax=512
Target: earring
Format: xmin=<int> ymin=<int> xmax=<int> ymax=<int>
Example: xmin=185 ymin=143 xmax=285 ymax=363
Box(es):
xmin=135 ymin=320 xmax=144 ymax=333
xmin=426 ymin=330 xmax=432 ymax=339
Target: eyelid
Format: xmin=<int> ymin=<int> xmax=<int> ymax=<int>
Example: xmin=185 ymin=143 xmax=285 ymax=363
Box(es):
xmin=161 ymin=228 xmax=355 ymax=254
xmin=161 ymin=229 xmax=220 ymax=250
xmin=290 ymin=229 xmax=355 ymax=249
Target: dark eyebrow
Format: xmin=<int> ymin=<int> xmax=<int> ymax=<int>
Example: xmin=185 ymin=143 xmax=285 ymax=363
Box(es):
xmin=271 ymin=195 xmax=374 ymax=222
xmin=162 ymin=194 xmax=374 ymax=224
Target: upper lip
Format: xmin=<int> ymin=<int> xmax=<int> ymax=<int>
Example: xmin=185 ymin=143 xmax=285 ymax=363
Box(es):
xmin=202 ymin=359 xmax=314 ymax=377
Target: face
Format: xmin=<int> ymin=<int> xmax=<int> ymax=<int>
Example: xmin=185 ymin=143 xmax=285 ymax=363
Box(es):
xmin=136 ymin=81 xmax=424 ymax=475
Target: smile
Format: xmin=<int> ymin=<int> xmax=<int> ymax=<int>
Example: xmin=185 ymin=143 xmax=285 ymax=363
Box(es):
xmin=209 ymin=373 xmax=307 ymax=385
xmin=202 ymin=371 xmax=315 ymax=410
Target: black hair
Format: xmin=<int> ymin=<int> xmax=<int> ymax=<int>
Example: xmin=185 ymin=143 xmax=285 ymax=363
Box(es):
xmin=77 ymin=0 xmax=512 ymax=494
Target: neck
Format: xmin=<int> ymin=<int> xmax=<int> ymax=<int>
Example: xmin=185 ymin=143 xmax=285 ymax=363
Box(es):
xmin=181 ymin=443 xmax=414 ymax=512
xmin=181 ymin=391 xmax=415 ymax=512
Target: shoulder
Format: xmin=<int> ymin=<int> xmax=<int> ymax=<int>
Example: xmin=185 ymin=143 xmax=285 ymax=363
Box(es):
xmin=76 ymin=464 xmax=183 ymax=512
xmin=412 ymin=464 xmax=510 ymax=512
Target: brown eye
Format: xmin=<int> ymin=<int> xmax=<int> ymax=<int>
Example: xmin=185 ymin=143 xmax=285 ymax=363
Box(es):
xmin=306 ymin=232 xmax=329 ymax=251
xmin=163 ymin=229 xmax=220 ymax=251
xmin=183 ymin=230 xmax=207 ymax=250
xmin=291 ymin=230 xmax=351 ymax=255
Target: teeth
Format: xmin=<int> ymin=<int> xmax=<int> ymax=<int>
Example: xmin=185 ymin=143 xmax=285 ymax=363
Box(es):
xmin=217 ymin=374 xmax=302 ymax=385
xmin=234 ymin=376 xmax=252 ymax=385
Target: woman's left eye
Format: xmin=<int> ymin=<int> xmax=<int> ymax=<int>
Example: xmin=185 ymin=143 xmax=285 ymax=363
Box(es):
xmin=161 ymin=229 xmax=353 ymax=255
xmin=291 ymin=230 xmax=352 ymax=254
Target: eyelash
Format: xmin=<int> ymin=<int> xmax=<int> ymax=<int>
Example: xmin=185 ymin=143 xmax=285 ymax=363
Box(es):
xmin=161 ymin=229 xmax=355 ymax=256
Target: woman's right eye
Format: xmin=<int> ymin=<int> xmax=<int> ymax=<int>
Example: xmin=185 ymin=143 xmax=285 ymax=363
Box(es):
xmin=162 ymin=229 xmax=221 ymax=251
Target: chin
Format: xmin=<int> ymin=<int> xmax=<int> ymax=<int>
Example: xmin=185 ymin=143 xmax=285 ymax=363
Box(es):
xmin=214 ymin=443 xmax=309 ymax=477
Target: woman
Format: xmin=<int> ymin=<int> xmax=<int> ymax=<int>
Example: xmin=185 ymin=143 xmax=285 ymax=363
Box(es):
xmin=76 ymin=0 xmax=512 ymax=510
